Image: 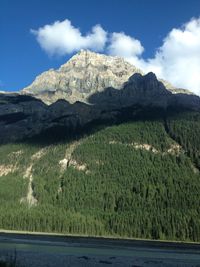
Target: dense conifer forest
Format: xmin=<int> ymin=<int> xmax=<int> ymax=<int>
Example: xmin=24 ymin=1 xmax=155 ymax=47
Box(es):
xmin=0 ymin=107 xmax=200 ymax=242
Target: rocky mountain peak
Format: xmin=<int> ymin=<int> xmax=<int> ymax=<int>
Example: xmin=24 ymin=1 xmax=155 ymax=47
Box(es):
xmin=21 ymin=50 xmax=193 ymax=105
xmin=21 ymin=50 xmax=143 ymax=104
xmin=59 ymin=49 xmax=136 ymax=71
xmin=1 ymin=50 xmax=200 ymax=143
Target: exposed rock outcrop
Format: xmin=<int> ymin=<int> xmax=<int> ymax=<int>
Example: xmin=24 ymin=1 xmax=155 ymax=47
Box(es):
xmin=1 ymin=51 xmax=200 ymax=144
xmin=21 ymin=50 xmax=192 ymax=104
xmin=20 ymin=148 xmax=47 ymax=207
xmin=1 ymin=69 xmax=200 ymax=144
xmin=22 ymin=50 xmax=142 ymax=104
xmin=0 ymin=164 xmax=18 ymax=176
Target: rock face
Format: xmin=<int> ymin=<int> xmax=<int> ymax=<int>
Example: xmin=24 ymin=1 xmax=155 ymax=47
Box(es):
xmin=22 ymin=50 xmax=192 ymax=104
xmin=0 ymin=92 xmax=102 ymax=143
xmin=88 ymin=72 xmax=171 ymax=108
xmin=0 ymin=94 xmax=49 ymax=142
xmin=1 ymin=70 xmax=200 ymax=143
xmin=1 ymin=50 xmax=200 ymax=143
xmin=22 ymin=50 xmax=142 ymax=104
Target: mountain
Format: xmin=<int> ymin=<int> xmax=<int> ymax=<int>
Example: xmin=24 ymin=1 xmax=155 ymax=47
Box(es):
xmin=1 ymin=50 xmax=199 ymax=144
xmin=1 ymin=50 xmax=200 ymax=242
xmin=0 ymin=107 xmax=200 ymax=242
xmin=21 ymin=50 xmax=141 ymax=104
xmin=21 ymin=50 xmax=192 ymax=104
xmin=1 ymin=66 xmax=200 ymax=143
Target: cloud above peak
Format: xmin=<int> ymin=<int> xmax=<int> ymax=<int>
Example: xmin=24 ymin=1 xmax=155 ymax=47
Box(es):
xmin=31 ymin=20 xmax=107 ymax=56
xmin=107 ymin=32 xmax=145 ymax=68
xmin=141 ymin=17 xmax=200 ymax=95
xmin=32 ymin=18 xmax=200 ymax=95
xmin=108 ymin=32 xmax=144 ymax=58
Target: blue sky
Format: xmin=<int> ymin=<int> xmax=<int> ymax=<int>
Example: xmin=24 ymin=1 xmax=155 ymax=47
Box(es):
xmin=1 ymin=0 xmax=200 ymax=94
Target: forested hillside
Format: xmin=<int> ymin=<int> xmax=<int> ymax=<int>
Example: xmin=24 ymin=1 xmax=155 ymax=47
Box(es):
xmin=0 ymin=108 xmax=200 ymax=242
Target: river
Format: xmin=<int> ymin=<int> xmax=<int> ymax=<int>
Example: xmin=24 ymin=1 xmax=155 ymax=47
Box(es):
xmin=0 ymin=232 xmax=200 ymax=266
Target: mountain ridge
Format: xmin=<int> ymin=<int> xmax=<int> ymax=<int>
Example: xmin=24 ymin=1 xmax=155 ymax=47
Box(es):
xmin=21 ymin=50 xmax=193 ymax=104
xmin=1 ymin=71 xmax=199 ymax=144
xmin=0 ymin=50 xmax=200 ymax=143
xmin=1 ymin=51 xmax=200 ymax=243
xmin=0 ymin=107 xmax=200 ymax=242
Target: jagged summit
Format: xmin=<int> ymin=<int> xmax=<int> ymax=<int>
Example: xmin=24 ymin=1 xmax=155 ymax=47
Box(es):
xmin=1 ymin=50 xmax=200 ymax=143
xmin=22 ymin=50 xmax=142 ymax=104
xmin=22 ymin=49 xmax=192 ymax=104
xmin=59 ymin=49 xmax=138 ymax=71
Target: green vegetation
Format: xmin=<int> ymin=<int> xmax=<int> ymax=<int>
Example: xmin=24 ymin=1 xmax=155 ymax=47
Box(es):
xmin=166 ymin=111 xmax=200 ymax=168
xmin=0 ymin=108 xmax=200 ymax=242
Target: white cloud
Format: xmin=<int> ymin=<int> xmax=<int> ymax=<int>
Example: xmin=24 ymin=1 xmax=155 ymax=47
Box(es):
xmin=107 ymin=32 xmax=144 ymax=67
xmin=107 ymin=18 xmax=200 ymax=95
xmin=144 ymin=18 xmax=200 ymax=95
xmin=31 ymin=19 xmax=107 ymax=56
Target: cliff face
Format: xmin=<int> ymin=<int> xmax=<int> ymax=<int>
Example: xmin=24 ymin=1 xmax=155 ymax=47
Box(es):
xmin=1 ymin=50 xmax=199 ymax=143
xmin=22 ymin=50 xmax=142 ymax=104
xmin=21 ymin=50 xmax=192 ymax=105
xmin=1 ymin=70 xmax=200 ymax=143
